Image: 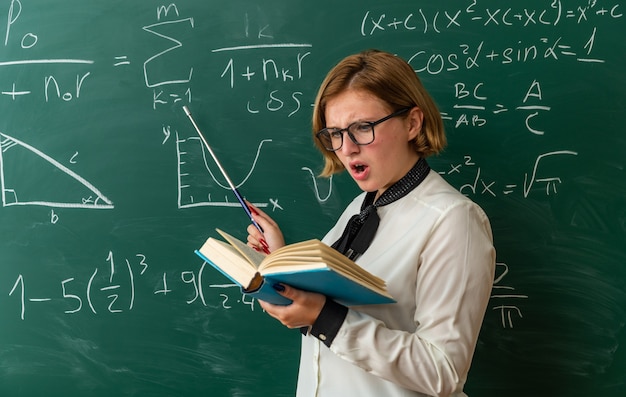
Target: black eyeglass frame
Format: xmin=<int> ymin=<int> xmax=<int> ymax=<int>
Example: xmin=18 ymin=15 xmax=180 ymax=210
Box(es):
xmin=315 ymin=107 xmax=412 ymax=152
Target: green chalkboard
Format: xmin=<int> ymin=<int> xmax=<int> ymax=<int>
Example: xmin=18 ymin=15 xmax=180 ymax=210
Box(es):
xmin=1 ymin=1 xmax=625 ymax=396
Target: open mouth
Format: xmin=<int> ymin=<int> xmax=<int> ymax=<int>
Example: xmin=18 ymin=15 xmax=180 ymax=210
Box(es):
xmin=348 ymin=161 xmax=369 ymax=180
xmin=350 ymin=162 xmax=369 ymax=178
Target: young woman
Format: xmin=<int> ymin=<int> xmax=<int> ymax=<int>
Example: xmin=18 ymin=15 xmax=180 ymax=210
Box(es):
xmin=246 ymin=49 xmax=496 ymax=397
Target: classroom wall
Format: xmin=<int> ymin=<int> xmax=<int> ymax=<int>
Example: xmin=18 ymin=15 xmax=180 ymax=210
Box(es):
xmin=1 ymin=1 xmax=625 ymax=396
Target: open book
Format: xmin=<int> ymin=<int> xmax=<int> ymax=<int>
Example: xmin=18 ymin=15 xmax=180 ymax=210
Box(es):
xmin=194 ymin=229 xmax=395 ymax=306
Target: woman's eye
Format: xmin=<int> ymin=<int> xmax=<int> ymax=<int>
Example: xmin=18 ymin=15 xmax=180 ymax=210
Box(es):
xmin=354 ymin=123 xmax=371 ymax=133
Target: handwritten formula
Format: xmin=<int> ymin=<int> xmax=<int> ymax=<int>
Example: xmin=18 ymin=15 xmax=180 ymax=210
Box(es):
xmin=4 ymin=253 xmax=529 ymax=329
xmin=6 ymin=250 xmax=260 ymax=320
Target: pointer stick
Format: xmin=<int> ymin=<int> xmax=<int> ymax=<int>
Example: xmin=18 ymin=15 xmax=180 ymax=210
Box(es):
xmin=182 ymin=105 xmax=265 ymax=235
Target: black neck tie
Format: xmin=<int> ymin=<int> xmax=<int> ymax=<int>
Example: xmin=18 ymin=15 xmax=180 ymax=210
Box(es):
xmin=331 ymin=158 xmax=431 ymax=260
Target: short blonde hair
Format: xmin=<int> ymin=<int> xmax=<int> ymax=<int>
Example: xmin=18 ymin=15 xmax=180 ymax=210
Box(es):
xmin=312 ymin=49 xmax=446 ymax=176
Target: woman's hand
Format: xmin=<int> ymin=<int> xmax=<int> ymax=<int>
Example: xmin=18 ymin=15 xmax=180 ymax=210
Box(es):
xmin=259 ymin=284 xmax=326 ymax=329
xmin=245 ymin=200 xmax=285 ymax=253
xmin=245 ymin=202 xmax=325 ymax=328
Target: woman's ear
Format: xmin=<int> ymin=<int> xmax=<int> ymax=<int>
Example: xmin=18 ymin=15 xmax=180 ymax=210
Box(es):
xmin=407 ymin=106 xmax=424 ymax=141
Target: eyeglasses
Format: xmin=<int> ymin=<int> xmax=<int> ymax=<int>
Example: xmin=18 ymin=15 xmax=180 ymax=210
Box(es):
xmin=316 ymin=107 xmax=411 ymax=152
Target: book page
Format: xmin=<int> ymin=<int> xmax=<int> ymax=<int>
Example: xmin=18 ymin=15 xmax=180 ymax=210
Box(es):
xmin=198 ymin=238 xmax=258 ymax=288
xmin=263 ymin=239 xmax=387 ymax=291
xmin=213 ymin=231 xmax=389 ymax=296
xmin=216 ymin=228 xmax=265 ymax=268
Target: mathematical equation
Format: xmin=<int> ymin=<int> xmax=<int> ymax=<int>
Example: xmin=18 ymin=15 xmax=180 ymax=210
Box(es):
xmin=5 ymin=250 xmax=523 ymax=329
xmin=0 ymin=1 xmax=621 ymax=115
xmin=437 ymin=150 xmax=579 ymax=198
xmin=5 ymin=251 xmax=263 ymax=320
xmin=147 ymin=10 xmax=312 ymax=115
xmin=445 ymin=79 xmax=553 ymax=135
xmin=361 ymin=1 xmax=622 ymax=74
xmin=0 ymin=1 xmax=93 ymax=100
xmin=360 ymin=1 xmax=622 ymax=34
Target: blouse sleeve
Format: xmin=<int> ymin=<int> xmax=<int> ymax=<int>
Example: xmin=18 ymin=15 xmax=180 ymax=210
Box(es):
xmin=328 ymin=202 xmax=496 ymax=396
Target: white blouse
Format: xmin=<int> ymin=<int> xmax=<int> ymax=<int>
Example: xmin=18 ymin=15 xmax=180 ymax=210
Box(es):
xmin=296 ymin=171 xmax=496 ymax=397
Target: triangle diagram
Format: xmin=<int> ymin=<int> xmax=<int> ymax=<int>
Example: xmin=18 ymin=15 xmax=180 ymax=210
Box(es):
xmin=0 ymin=132 xmax=113 ymax=209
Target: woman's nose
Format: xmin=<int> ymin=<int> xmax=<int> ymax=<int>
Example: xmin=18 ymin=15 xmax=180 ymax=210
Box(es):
xmin=339 ymin=132 xmax=360 ymax=155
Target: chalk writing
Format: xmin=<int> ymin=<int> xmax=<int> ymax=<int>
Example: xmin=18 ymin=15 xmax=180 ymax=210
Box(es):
xmin=175 ymin=131 xmax=272 ymax=209
xmin=216 ymin=47 xmax=311 ymax=117
xmin=491 ymin=262 xmax=528 ymax=328
xmin=360 ymin=2 xmax=622 ymax=36
xmin=142 ymin=18 xmax=195 ymax=88
xmin=218 ymin=52 xmax=310 ymax=88
xmin=0 ymin=61 xmax=93 ymax=101
xmin=6 ymin=256 xmax=527 ymax=320
xmin=4 ymin=251 xmax=267 ymax=319
xmin=208 ymin=11 xmax=313 ymax=117
xmin=302 ymin=167 xmax=333 ymax=203
xmin=1 ymin=1 xmax=94 ymax=101
xmin=0 ymin=132 xmax=113 ymax=209
xmin=437 ymin=150 xmax=578 ymax=198
xmin=446 ymin=79 xmax=552 ymax=134
xmin=357 ymin=1 xmax=624 ymax=73
xmin=137 ymin=4 xmax=195 ymax=109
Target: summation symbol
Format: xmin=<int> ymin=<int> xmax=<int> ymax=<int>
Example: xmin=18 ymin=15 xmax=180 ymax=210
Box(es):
xmin=142 ymin=17 xmax=194 ymax=88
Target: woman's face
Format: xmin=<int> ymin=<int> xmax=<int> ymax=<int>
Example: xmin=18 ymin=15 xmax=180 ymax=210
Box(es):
xmin=325 ymin=89 xmax=423 ymax=197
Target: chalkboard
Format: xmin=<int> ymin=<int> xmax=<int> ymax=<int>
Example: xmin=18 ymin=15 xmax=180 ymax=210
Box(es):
xmin=1 ymin=1 xmax=624 ymax=396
